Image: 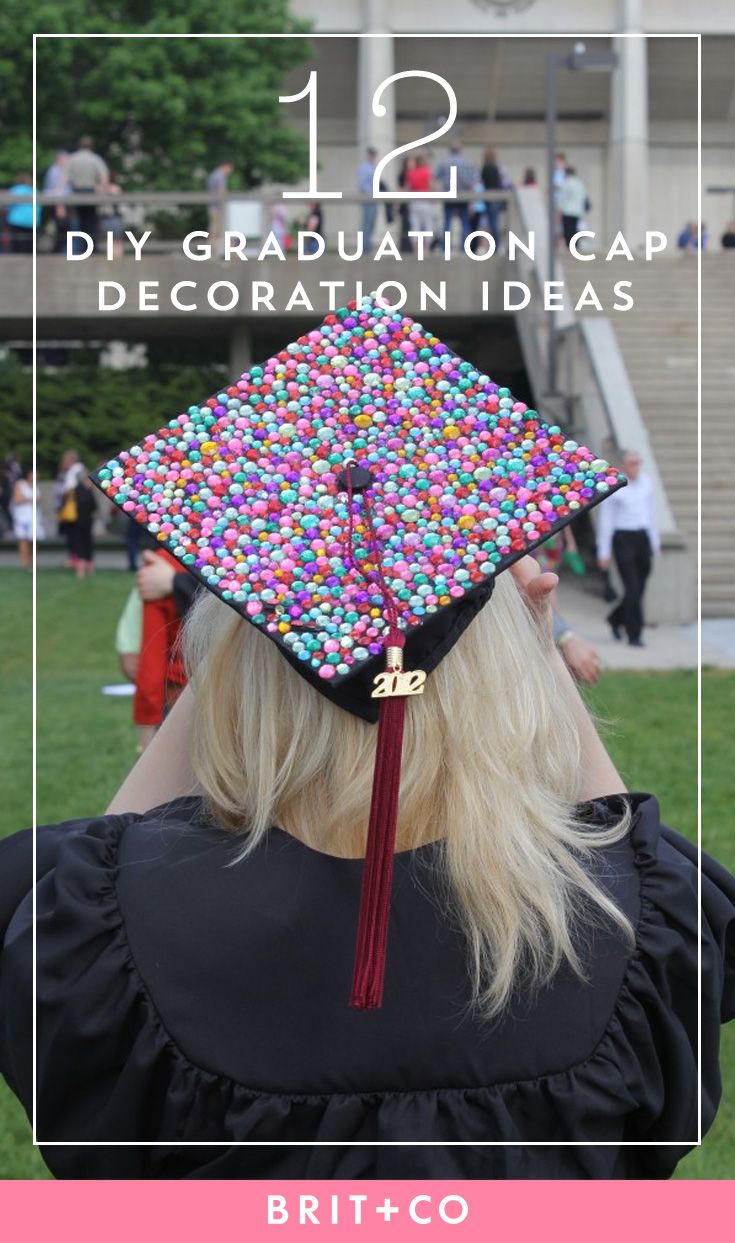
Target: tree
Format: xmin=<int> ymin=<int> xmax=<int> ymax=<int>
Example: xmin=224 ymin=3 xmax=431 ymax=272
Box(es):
xmin=0 ymin=356 xmax=233 ymax=477
xmin=0 ymin=1 xmax=312 ymax=189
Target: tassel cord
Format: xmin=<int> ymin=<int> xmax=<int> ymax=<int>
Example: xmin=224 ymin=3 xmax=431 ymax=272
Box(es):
xmin=342 ymin=463 xmax=408 ymax=1009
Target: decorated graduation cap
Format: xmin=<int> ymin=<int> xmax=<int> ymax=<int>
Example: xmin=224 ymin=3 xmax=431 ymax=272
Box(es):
xmin=94 ymin=295 xmax=625 ymax=1010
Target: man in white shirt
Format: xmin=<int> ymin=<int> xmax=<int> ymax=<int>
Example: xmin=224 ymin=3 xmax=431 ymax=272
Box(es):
xmin=596 ymin=451 xmax=659 ymax=647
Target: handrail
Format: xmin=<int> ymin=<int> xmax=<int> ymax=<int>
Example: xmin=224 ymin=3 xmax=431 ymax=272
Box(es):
xmin=509 ymin=183 xmax=677 ymax=537
xmin=0 ymin=189 xmax=512 ymax=208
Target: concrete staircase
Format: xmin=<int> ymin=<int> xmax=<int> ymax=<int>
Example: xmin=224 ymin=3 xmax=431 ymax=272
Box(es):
xmin=562 ymin=254 xmax=734 ymax=617
xmin=702 ymin=258 xmax=735 ymax=618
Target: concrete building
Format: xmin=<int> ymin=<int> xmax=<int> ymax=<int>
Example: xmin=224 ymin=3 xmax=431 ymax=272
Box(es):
xmin=283 ymin=1 xmax=734 ymax=247
xmin=3 ymin=3 xmax=733 ymax=617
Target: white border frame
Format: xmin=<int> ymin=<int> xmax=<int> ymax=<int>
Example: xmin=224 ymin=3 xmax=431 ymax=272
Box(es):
xmin=33 ymin=31 xmax=701 ymax=1153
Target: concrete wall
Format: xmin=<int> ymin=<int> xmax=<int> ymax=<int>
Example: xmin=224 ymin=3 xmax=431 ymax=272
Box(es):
xmin=292 ymin=0 xmax=735 ymax=35
xmin=271 ymin=29 xmax=731 ymax=248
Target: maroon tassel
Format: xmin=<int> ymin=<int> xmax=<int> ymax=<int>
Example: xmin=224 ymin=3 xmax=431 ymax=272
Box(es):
xmin=349 ymin=666 xmax=407 ymax=1010
xmin=342 ymin=471 xmax=420 ymax=1011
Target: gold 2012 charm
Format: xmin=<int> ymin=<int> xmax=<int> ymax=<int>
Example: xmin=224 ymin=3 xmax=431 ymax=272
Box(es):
xmin=371 ymin=665 xmax=427 ymax=699
xmin=371 ymin=644 xmax=426 ymax=698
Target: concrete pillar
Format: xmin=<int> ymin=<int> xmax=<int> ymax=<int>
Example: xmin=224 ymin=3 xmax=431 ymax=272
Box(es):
xmin=607 ymin=0 xmax=649 ymax=248
xmin=357 ymin=1 xmax=396 ymax=158
xmin=229 ymin=322 xmax=252 ymax=377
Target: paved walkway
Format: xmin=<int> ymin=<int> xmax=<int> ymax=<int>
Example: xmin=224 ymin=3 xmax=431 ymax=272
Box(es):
xmin=5 ymin=551 xmax=734 ymax=670
xmin=558 ymin=579 xmax=733 ymax=671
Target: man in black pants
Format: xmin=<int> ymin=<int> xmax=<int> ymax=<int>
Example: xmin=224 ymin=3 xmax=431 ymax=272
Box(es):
xmin=596 ymin=451 xmax=659 ymax=647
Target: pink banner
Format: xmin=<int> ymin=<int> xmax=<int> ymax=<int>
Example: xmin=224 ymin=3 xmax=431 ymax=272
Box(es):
xmin=1 ymin=1180 xmax=734 ymax=1243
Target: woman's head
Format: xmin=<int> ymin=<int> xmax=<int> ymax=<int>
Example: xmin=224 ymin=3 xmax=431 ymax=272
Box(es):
xmin=187 ymin=570 xmax=572 ymax=841
xmin=185 ymin=568 xmax=632 ymax=1017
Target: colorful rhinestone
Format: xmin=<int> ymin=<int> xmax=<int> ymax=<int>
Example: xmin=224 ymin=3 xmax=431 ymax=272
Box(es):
xmin=93 ymin=295 xmax=626 ymax=707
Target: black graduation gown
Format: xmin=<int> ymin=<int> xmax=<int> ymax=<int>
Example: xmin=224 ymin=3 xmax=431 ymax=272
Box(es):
xmin=0 ymin=793 xmax=733 ymax=1179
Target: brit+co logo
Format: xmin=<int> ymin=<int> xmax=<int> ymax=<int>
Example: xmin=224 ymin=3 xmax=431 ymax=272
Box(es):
xmin=267 ymin=1193 xmax=470 ymax=1226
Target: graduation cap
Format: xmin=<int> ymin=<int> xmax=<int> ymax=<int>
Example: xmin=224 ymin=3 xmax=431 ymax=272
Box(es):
xmin=94 ymin=296 xmax=625 ymax=1010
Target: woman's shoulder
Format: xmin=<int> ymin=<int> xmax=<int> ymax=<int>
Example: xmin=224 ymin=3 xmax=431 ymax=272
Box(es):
xmin=579 ymin=792 xmax=734 ymax=975
xmin=13 ymin=791 xmax=730 ymax=1027
xmin=0 ymin=798 xmax=215 ymax=933
xmin=4 ymin=791 xmax=728 ymax=960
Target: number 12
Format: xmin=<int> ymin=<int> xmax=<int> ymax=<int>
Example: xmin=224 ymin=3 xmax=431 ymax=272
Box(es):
xmin=279 ymin=69 xmax=459 ymax=201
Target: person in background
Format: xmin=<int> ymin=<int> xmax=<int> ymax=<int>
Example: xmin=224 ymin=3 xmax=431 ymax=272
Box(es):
xmin=115 ymin=582 xmax=142 ymax=685
xmin=557 ymin=166 xmax=589 ymax=249
xmin=136 ymin=543 xmax=199 ymax=619
xmin=5 ymin=173 xmax=39 ymax=253
xmin=434 ymin=143 xmax=477 ymax=245
xmin=55 ymin=449 xmax=81 ymax=569
xmin=303 ymin=201 xmax=323 ymax=253
xmin=552 ymin=151 xmax=567 ymax=246
xmin=99 ymin=171 xmax=125 ymax=257
xmin=70 ymin=466 xmax=97 ymax=579
xmin=357 ymin=146 xmax=378 ymax=248
xmin=270 ymin=201 xmax=291 ymax=253
xmin=125 ymin=514 xmax=142 ymax=571
xmin=405 ymin=153 xmax=434 ymax=251
xmin=133 ymin=545 xmax=197 ymax=753
xmin=677 ymin=222 xmax=697 ymax=251
xmin=206 ymin=158 xmax=234 ymax=257
xmin=397 ymin=157 xmax=415 ymax=254
xmin=11 ymin=464 xmax=44 ymax=568
xmin=42 ymin=150 xmax=70 ymax=253
xmin=480 ymin=148 xmax=504 ymax=246
xmin=678 ymin=221 xmax=709 ymax=252
xmin=67 ymin=137 xmax=109 ymax=250
xmin=2 ymin=452 xmax=22 ymax=522
xmin=523 ymin=167 xmax=538 ymax=187
xmin=4 ymin=452 xmax=22 ymax=483
xmin=468 ymin=178 xmax=488 ymax=246
xmin=721 ymin=222 xmax=735 ymax=249
xmin=0 ymin=462 xmax=13 ymax=537
xmin=596 ymin=450 xmax=659 ymax=648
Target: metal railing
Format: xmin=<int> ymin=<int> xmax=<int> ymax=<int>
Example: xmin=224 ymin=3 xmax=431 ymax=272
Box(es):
xmin=0 ymin=189 xmax=513 ymax=207
xmin=0 ymin=188 xmax=515 ymax=256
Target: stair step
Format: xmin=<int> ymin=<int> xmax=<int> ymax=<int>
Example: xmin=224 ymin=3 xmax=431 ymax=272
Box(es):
xmin=558 ymin=255 xmax=734 ymax=610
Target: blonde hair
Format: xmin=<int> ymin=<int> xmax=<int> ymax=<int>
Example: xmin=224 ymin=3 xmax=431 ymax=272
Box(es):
xmin=184 ymin=575 xmax=633 ymax=1018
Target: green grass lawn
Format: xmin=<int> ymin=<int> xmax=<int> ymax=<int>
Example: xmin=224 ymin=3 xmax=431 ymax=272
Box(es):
xmin=0 ymin=568 xmax=732 ymax=1177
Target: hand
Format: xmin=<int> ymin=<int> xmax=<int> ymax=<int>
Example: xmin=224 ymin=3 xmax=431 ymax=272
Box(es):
xmin=597 ymin=558 xmax=610 ymax=571
xmin=508 ymin=555 xmax=558 ymax=634
xmin=559 ymin=634 xmax=602 ymax=686
xmin=136 ymin=550 xmax=176 ymax=601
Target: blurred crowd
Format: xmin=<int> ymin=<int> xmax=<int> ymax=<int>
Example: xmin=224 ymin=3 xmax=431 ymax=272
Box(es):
xmin=3 ymin=137 xmax=733 ymax=256
xmin=1 ymin=138 xmax=124 ymax=256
